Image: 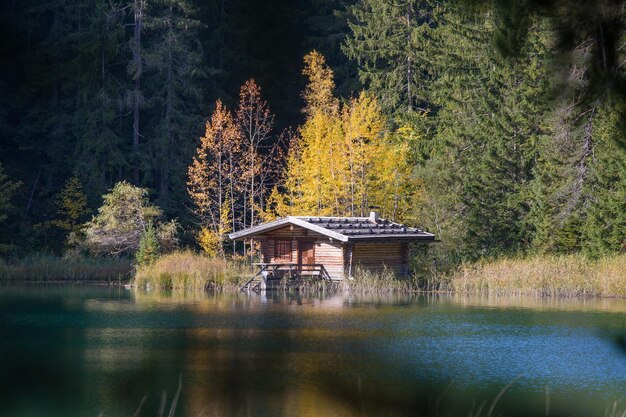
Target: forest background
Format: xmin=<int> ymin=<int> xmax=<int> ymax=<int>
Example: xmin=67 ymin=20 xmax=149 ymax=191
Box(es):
xmin=0 ymin=0 xmax=624 ymax=274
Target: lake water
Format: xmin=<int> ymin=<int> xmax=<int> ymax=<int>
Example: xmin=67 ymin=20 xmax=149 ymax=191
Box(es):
xmin=0 ymin=285 xmax=624 ymax=417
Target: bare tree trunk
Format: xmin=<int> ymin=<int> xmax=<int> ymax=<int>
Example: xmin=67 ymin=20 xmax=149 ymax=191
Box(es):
xmin=406 ymin=3 xmax=413 ymax=113
xmin=162 ymin=4 xmax=174 ymax=200
xmin=132 ymin=0 xmax=144 ymax=184
xmin=25 ymin=168 xmax=41 ymax=216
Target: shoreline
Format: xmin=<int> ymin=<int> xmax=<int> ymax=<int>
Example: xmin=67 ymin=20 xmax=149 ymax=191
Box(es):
xmin=2 ymin=252 xmax=624 ymax=298
xmin=2 ymin=280 xmax=626 ymax=300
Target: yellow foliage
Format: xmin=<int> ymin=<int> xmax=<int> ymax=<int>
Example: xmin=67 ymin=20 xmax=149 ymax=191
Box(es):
xmin=51 ymin=176 xmax=90 ymax=246
xmin=370 ymin=140 xmax=420 ymax=221
xmin=281 ymin=57 xmax=417 ymax=222
xmin=218 ymin=197 xmax=232 ymax=237
xmin=197 ymin=227 xmax=221 ymax=257
xmin=302 ymin=50 xmax=339 ymax=117
xmin=286 ymin=111 xmax=345 ymax=215
xmin=187 ymin=100 xmax=241 ymax=255
xmin=260 ymin=186 xmax=292 ymax=221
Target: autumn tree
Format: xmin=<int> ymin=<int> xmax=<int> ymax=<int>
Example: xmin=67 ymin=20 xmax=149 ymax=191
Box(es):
xmin=281 ymin=51 xmax=345 ymax=215
xmin=50 ymin=176 xmax=90 ymax=248
xmin=236 ymin=79 xmax=275 ymax=229
xmin=187 ymin=100 xmax=242 ymax=256
xmin=302 ymin=50 xmax=340 ymax=117
xmin=278 ymin=52 xmax=415 ymax=220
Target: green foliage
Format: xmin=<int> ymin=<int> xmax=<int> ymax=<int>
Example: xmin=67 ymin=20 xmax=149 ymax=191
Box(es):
xmin=0 ymin=0 xmax=623 ymax=265
xmin=343 ymin=0 xmax=432 ymax=114
xmin=83 ymin=181 xmax=178 ymax=257
xmin=349 ymin=0 xmax=624 ymax=263
xmin=136 ymin=222 xmax=161 ymax=267
xmin=0 ymin=163 xmax=20 ymax=225
xmin=582 ymin=102 xmax=626 ymax=256
xmin=0 ymin=164 xmax=21 ymax=253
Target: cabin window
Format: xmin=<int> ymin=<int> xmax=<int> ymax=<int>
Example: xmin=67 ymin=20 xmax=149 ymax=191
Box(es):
xmin=274 ymin=240 xmax=292 ymax=261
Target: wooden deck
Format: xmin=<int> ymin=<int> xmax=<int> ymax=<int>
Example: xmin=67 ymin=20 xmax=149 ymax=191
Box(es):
xmin=241 ymin=263 xmax=335 ymax=291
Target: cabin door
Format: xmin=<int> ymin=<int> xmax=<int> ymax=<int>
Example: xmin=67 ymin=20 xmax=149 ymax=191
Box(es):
xmin=298 ymin=241 xmax=315 ymax=270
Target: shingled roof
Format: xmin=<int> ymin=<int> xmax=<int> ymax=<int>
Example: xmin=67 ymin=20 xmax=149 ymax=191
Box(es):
xmin=228 ymin=214 xmax=435 ymax=242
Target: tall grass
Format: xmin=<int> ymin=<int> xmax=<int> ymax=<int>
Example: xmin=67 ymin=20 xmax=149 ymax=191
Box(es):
xmin=342 ymin=267 xmax=419 ymax=294
xmin=449 ymin=253 xmax=626 ymax=297
xmin=0 ymin=253 xmax=132 ymax=282
xmin=133 ymin=250 xmax=253 ymax=291
xmin=135 ymin=251 xmax=625 ymax=297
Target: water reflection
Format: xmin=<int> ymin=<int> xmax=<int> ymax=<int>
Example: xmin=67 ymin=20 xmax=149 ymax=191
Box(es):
xmin=0 ymin=285 xmax=624 ymax=417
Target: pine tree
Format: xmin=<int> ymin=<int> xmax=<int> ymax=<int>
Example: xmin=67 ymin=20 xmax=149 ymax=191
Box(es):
xmin=143 ymin=0 xmax=204 ymax=212
xmin=410 ymin=6 xmax=552 ymax=258
xmin=304 ymin=0 xmax=360 ymax=97
xmin=343 ymin=0 xmax=432 ymax=114
xmin=136 ymin=221 xmax=161 ymax=266
xmin=0 ymin=163 xmax=20 ymax=225
xmin=83 ymin=181 xmax=177 ymax=256
xmin=582 ymin=101 xmax=626 ymax=256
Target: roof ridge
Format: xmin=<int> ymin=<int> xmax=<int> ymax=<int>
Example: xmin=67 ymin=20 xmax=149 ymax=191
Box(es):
xmin=229 ymin=215 xmax=434 ymax=241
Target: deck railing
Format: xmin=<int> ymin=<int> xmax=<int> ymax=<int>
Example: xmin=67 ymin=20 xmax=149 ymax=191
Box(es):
xmin=241 ymin=263 xmax=333 ymax=291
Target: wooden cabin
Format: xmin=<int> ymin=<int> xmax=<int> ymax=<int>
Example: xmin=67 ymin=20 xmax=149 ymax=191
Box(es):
xmin=228 ymin=212 xmax=435 ymax=290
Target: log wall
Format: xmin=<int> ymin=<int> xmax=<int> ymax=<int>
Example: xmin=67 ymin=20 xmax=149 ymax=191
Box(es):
xmin=313 ymin=240 xmax=344 ymax=279
xmin=351 ymin=242 xmax=409 ymax=277
xmin=257 ymin=225 xmax=344 ymax=280
xmin=254 ymin=226 xmax=410 ymax=279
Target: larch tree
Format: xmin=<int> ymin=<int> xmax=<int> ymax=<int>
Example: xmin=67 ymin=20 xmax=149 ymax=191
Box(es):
xmin=283 ymin=52 xmax=345 ymax=215
xmin=235 ymin=79 xmax=274 ymax=230
xmin=342 ymin=92 xmax=385 ymax=216
xmin=187 ymin=100 xmax=243 ymax=256
xmin=301 ymin=50 xmax=340 ymax=117
xmin=51 ymin=176 xmax=90 ymax=245
xmin=279 ymin=52 xmax=414 ymax=219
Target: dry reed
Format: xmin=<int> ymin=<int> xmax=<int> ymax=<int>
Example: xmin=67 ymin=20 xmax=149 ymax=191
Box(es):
xmin=449 ymin=253 xmax=626 ymax=297
xmin=133 ymin=250 xmax=253 ymax=291
xmin=342 ymin=267 xmax=419 ymax=294
xmin=0 ymin=253 xmax=132 ymax=282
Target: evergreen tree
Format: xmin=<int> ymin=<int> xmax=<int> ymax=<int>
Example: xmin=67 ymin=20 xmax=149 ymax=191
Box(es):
xmin=136 ymin=221 xmax=161 ymax=266
xmin=0 ymin=163 xmax=20 ymax=225
xmin=304 ymin=0 xmax=359 ymax=97
xmin=582 ymin=101 xmax=626 ymax=256
xmin=83 ymin=181 xmax=178 ymax=256
xmin=343 ymin=0 xmax=433 ymax=114
xmin=411 ymin=6 xmax=552 ymax=258
xmin=143 ymin=0 xmax=205 ymax=213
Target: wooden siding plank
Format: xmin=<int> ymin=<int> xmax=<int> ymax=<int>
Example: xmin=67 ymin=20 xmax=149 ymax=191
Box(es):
xmin=352 ymin=242 xmax=409 ymax=276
